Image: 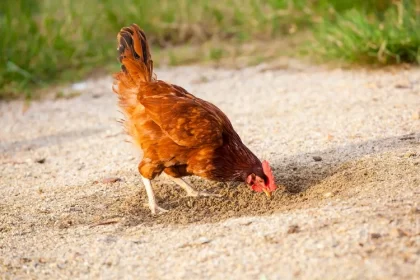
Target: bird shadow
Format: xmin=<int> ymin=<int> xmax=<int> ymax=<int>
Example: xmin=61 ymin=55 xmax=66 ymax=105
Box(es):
xmin=271 ymin=132 xmax=419 ymax=195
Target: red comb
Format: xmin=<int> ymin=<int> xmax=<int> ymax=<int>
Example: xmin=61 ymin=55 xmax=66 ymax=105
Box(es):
xmin=262 ymin=160 xmax=276 ymax=191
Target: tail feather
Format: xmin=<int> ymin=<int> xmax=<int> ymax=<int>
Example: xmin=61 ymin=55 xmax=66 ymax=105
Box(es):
xmin=117 ymin=23 xmax=153 ymax=82
xmin=113 ymin=24 xmax=154 ymax=115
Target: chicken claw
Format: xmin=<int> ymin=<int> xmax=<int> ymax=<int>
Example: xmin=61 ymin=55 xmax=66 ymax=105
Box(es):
xmin=143 ymin=203 xmax=168 ymax=215
xmin=169 ymin=177 xmax=222 ymax=198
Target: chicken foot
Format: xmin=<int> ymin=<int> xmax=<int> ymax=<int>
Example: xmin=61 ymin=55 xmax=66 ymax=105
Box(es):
xmin=168 ymin=176 xmax=222 ymax=198
xmin=141 ymin=175 xmax=168 ymax=215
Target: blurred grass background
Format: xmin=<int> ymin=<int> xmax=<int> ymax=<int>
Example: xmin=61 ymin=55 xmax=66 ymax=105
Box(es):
xmin=1 ymin=0 xmax=419 ymax=99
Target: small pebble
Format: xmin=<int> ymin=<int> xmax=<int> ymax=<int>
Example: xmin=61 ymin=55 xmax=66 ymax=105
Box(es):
xmin=390 ymin=228 xmax=409 ymax=238
xmin=323 ymin=192 xmax=332 ymax=198
xmin=36 ymin=158 xmax=46 ymax=164
xmin=287 ymin=224 xmax=300 ymax=234
xmin=394 ymin=81 xmax=411 ymax=89
xmin=370 ymin=233 xmax=381 ymax=239
xmin=403 ymin=152 xmax=416 ymax=158
xmin=313 ymin=156 xmax=322 ymax=162
xmin=102 ymin=177 xmax=122 ymax=184
xmin=409 ymin=207 xmax=419 ymax=214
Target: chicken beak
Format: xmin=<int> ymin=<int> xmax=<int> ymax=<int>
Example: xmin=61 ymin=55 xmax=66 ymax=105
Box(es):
xmin=263 ymin=189 xmax=272 ymax=198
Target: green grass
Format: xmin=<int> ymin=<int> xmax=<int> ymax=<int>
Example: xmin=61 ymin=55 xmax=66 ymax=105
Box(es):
xmin=314 ymin=0 xmax=420 ymax=64
xmin=1 ymin=0 xmax=419 ymax=99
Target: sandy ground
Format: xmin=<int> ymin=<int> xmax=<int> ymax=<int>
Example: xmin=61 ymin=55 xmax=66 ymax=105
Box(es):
xmin=1 ymin=62 xmax=419 ymax=279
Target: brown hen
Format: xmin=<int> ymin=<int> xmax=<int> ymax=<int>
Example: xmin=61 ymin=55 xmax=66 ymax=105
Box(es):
xmin=113 ymin=24 xmax=276 ymax=215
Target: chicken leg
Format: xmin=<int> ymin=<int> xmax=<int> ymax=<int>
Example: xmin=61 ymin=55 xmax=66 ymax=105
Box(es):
xmin=141 ymin=175 xmax=168 ymax=215
xmin=167 ymin=176 xmax=222 ymax=198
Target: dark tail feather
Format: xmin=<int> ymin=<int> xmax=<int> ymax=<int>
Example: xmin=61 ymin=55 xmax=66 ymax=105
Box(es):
xmin=113 ymin=24 xmax=154 ymax=115
xmin=116 ymin=23 xmax=154 ymax=83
